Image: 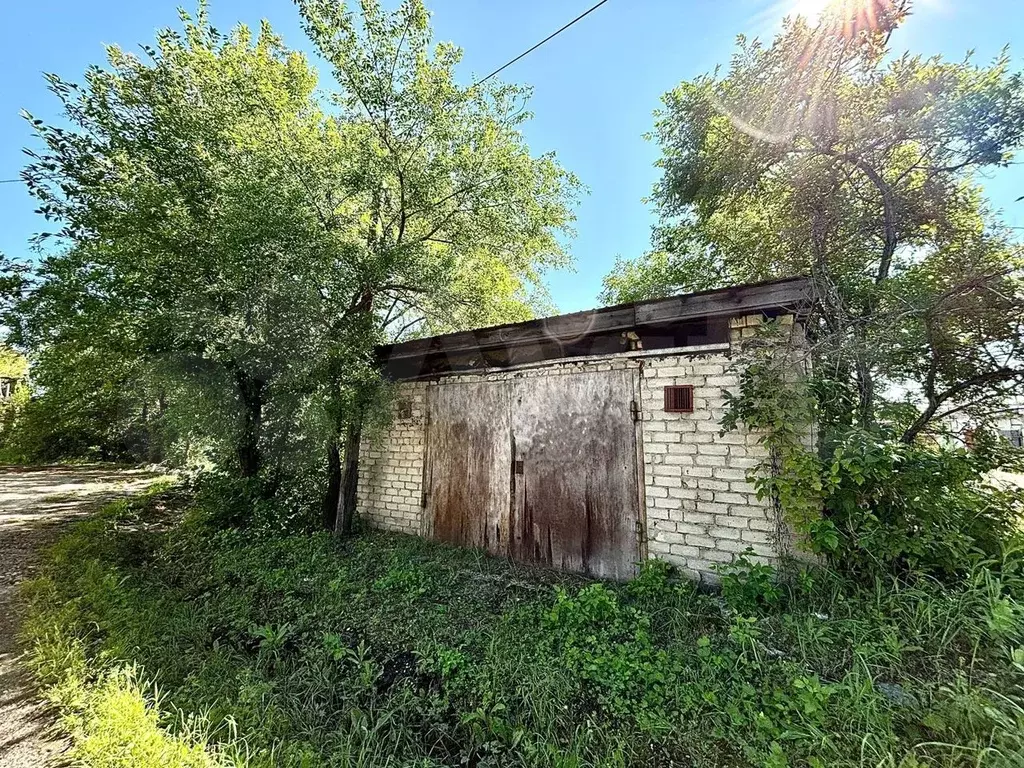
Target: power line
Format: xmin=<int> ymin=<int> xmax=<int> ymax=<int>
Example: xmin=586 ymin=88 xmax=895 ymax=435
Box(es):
xmin=476 ymin=0 xmax=612 ymax=86
xmin=0 ymin=1 xmax=613 ymax=183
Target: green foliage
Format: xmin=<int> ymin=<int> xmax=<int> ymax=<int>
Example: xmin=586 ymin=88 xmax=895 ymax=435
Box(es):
xmin=599 ymin=248 xmax=718 ymax=305
xmin=540 ymin=581 xmax=679 ymax=720
xmin=823 ymin=430 xmax=1024 ymax=579
xmin=0 ymin=345 xmax=28 ymax=379
xmin=10 ymin=1 xmax=578 ymax=510
xmin=721 ymin=319 xmax=827 ymax=539
xmin=722 ymin=320 xmax=1024 ymax=580
xmin=603 ymin=4 xmax=1024 ymax=439
xmin=0 ymin=387 xmax=31 ymax=464
xmin=719 ymin=551 xmax=783 ymax=614
xmin=0 ymin=345 xmax=35 ymax=462
xmin=22 ymin=488 xmax=1024 ymax=767
xmin=191 ymin=471 xmax=325 ymax=533
xmin=55 ymin=667 xmax=225 ymax=768
xmin=12 ymin=8 xmax=348 ymax=474
xmin=0 ymin=371 xmax=162 ymax=465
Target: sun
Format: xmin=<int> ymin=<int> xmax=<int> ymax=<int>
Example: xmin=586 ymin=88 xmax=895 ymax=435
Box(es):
xmin=791 ymin=0 xmax=834 ymax=20
xmin=785 ymin=0 xmax=911 ymax=31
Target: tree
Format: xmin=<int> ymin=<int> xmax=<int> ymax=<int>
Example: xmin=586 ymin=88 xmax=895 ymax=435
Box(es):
xmin=294 ymin=0 xmax=579 ymax=531
xmin=11 ymin=2 xmax=578 ymax=529
xmin=16 ymin=9 xmax=359 ymax=485
xmin=602 ymin=0 xmax=1024 ymax=441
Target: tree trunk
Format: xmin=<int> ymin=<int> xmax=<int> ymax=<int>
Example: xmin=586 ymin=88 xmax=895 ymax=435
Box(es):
xmin=855 ymin=354 xmax=875 ymax=430
xmin=145 ymin=389 xmax=167 ymax=465
xmin=235 ymin=370 xmax=265 ymax=480
xmin=322 ymin=440 xmax=342 ymax=530
xmin=337 ymin=418 xmax=362 ymax=535
xmin=321 ymin=283 xmax=376 ymax=533
xmin=323 ymin=418 xmax=362 ymax=534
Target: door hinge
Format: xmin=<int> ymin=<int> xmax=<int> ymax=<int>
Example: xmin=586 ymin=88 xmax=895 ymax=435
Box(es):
xmin=635 ymin=519 xmax=646 ymax=541
xmin=630 ymin=399 xmax=640 ymax=422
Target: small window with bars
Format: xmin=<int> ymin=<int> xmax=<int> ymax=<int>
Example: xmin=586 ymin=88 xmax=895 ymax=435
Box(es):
xmin=663 ymin=385 xmax=694 ymax=413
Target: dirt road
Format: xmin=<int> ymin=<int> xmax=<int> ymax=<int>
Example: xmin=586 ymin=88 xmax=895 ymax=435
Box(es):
xmin=0 ymin=466 xmax=165 ymax=768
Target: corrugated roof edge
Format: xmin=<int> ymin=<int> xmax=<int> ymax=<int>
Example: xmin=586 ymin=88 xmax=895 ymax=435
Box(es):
xmin=378 ymin=275 xmax=813 ymax=360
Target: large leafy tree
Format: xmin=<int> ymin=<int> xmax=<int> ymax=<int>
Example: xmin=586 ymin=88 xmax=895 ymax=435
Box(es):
xmin=295 ymin=0 xmax=578 ymax=530
xmin=602 ymin=0 xmax=1024 ymax=441
xmin=15 ymin=11 xmax=357 ymax=485
xmin=11 ymin=2 xmax=578 ymax=528
xmin=295 ymin=0 xmax=577 ymax=338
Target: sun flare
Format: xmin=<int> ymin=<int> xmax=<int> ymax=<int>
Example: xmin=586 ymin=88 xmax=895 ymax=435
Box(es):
xmin=781 ymin=0 xmax=913 ymax=35
xmin=791 ymin=0 xmax=834 ymax=21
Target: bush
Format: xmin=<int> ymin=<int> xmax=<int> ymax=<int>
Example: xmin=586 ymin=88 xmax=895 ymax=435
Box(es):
xmin=718 ymin=551 xmax=783 ymax=613
xmin=722 ymin=322 xmax=1023 ymax=585
xmin=0 ymin=388 xmax=166 ymax=465
xmin=823 ymin=429 xmax=1024 ymax=580
xmin=191 ymin=470 xmax=323 ymax=532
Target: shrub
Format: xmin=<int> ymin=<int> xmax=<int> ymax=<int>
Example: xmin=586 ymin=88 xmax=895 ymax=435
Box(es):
xmin=824 ymin=429 xmax=1024 ymax=580
xmin=718 ymin=551 xmax=783 ymax=614
xmin=192 ymin=471 xmax=322 ymax=532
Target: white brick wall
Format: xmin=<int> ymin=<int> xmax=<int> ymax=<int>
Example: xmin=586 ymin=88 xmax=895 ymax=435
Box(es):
xmin=639 ymin=344 xmax=785 ymax=583
xmin=356 ymin=382 xmax=427 ymax=535
xmin=358 ymin=314 xmax=806 ymax=582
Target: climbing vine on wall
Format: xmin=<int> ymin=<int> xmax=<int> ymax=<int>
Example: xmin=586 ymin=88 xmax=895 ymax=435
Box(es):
xmin=721 ymin=319 xmax=840 ymax=554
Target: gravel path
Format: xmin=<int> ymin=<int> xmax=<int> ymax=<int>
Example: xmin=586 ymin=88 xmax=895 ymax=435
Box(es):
xmin=0 ymin=466 xmax=166 ymax=768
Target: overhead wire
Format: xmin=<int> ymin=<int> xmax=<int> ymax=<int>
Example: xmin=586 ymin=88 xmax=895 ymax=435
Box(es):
xmin=0 ymin=1 xmax=615 ymax=183
xmin=475 ymin=0 xmax=612 ymax=86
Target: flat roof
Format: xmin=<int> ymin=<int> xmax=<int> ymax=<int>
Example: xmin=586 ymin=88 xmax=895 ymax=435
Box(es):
xmin=379 ymin=276 xmax=812 ymax=366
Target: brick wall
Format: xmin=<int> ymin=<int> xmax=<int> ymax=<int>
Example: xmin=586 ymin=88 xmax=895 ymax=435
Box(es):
xmin=356 ymin=381 xmax=427 ymax=535
xmin=639 ymin=313 xmax=810 ymax=582
xmin=358 ymin=313 xmax=808 ymax=582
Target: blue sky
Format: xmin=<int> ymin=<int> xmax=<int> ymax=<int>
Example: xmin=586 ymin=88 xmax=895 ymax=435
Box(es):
xmin=1 ymin=0 xmax=1022 ymax=312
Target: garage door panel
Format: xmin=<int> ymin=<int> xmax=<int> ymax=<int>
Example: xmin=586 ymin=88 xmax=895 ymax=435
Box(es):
xmin=425 ymin=369 xmax=640 ymax=579
xmin=425 ymin=381 xmax=511 ymax=554
xmin=511 ymin=369 xmax=640 ymax=579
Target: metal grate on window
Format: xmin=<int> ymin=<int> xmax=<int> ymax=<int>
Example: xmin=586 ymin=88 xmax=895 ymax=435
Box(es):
xmin=664 ymin=385 xmax=694 ymax=413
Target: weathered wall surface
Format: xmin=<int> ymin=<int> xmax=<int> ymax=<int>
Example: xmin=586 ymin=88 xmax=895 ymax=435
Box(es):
xmin=358 ymin=313 xmax=807 ymax=582
xmin=356 ymin=381 xmax=427 ymax=535
xmin=639 ymin=314 xmax=795 ymax=581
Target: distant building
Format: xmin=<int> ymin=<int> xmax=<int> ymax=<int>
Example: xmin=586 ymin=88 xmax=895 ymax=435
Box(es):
xmin=995 ymin=398 xmax=1024 ymax=449
xmin=0 ymin=377 xmax=19 ymax=401
xmin=947 ymin=396 xmax=1024 ymax=450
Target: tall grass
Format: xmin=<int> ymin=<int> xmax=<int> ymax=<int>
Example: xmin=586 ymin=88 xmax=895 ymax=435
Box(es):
xmin=20 ymin=487 xmax=1024 ymax=767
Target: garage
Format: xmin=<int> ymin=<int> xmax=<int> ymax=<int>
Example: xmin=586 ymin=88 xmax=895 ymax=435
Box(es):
xmin=356 ymin=277 xmax=812 ymax=583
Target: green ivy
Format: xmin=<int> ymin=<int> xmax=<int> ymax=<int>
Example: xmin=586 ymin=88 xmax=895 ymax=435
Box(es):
xmin=721 ymin=319 xmax=837 ymax=552
xmin=722 ymin=318 xmax=1024 ymax=579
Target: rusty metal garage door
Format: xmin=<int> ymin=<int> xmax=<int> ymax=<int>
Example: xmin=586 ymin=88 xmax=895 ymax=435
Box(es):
xmin=508 ymin=369 xmax=641 ymax=579
xmin=423 ymin=369 xmax=641 ymax=579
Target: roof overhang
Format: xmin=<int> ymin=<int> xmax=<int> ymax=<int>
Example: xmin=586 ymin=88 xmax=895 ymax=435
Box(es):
xmin=378 ymin=276 xmax=813 ymax=380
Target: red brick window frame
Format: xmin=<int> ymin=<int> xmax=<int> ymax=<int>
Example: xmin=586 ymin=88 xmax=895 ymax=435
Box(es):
xmin=663 ymin=385 xmax=694 ymax=413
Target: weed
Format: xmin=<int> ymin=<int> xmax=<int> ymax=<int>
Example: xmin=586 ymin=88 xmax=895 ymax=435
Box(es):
xmin=21 ymin=486 xmax=1024 ymax=767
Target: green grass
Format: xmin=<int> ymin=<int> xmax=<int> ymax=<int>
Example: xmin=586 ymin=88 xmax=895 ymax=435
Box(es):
xmin=21 ymin=487 xmax=1024 ymax=767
